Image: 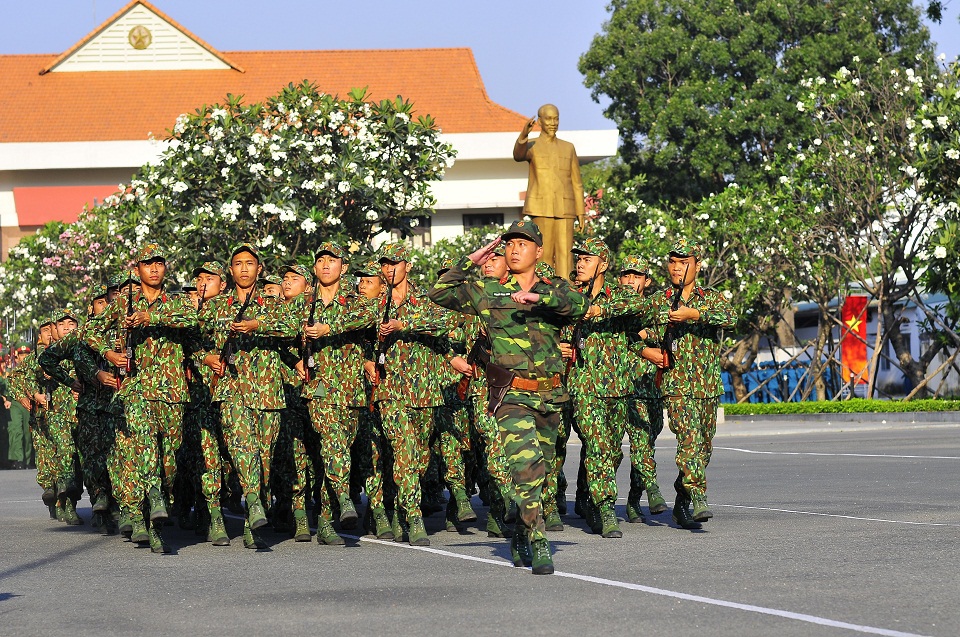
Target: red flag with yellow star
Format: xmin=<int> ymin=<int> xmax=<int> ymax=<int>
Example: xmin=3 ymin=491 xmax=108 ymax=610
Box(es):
xmin=841 ymin=295 xmax=868 ymax=384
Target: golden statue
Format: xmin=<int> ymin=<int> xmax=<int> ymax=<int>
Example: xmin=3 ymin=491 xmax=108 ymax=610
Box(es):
xmin=513 ymin=104 xmax=584 ymax=280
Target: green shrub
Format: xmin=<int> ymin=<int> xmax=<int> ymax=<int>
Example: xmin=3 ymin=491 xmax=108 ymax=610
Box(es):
xmin=723 ymin=399 xmax=960 ymax=416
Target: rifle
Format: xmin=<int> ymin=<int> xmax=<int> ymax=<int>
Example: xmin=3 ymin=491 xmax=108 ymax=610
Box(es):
xmin=197 ymin=283 xmax=208 ymax=313
xmin=121 ymin=275 xmax=137 ymax=380
xmin=368 ymin=269 xmax=396 ymax=412
xmin=654 ymin=262 xmax=690 ymax=389
xmin=456 ymin=330 xmax=491 ymax=400
xmin=212 ymin=285 xmax=255 ymax=391
xmin=302 ymin=277 xmax=319 ymax=383
xmin=564 ymin=263 xmax=602 ymax=377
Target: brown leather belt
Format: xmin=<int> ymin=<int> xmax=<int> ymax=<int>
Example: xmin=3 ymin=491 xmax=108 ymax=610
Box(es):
xmin=511 ymin=374 xmax=562 ymax=392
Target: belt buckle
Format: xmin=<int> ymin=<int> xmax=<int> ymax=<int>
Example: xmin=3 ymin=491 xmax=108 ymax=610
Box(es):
xmin=538 ymin=377 xmax=553 ymax=391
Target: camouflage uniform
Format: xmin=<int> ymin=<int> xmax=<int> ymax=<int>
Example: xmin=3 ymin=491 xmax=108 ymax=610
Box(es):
xmin=86 ymin=248 xmax=199 ymax=518
xmin=296 ymin=249 xmax=379 ymax=527
xmin=619 ymin=256 xmax=666 ymax=519
xmin=39 ymin=305 xmax=118 ymax=518
xmin=429 ymin=234 xmax=589 ymax=543
xmin=372 ymin=243 xmax=457 ymax=540
xmin=8 ymin=340 xmax=58 ymax=501
xmin=197 ymin=246 xmax=299 ymax=517
xmin=644 ymin=239 xmax=737 ymax=520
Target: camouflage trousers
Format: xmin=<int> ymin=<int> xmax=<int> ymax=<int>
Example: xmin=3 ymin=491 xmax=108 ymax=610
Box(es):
xmin=470 ymin=395 xmax=513 ymax=503
xmin=627 ymin=396 xmax=664 ymax=488
xmin=354 ymin=407 xmax=390 ymax=510
xmin=219 ymin=399 xmax=280 ymax=504
xmin=30 ymin=417 xmax=56 ymax=490
xmin=434 ymin=387 xmax=470 ymax=493
xmin=105 ymin=412 xmax=137 ymax=512
xmin=378 ymin=401 xmax=433 ymax=518
xmin=47 ymin=409 xmax=79 ymax=489
xmin=121 ymin=396 xmax=185 ymax=504
xmin=76 ymin=407 xmax=115 ymax=505
xmin=541 ymin=403 xmax=572 ymax=517
xmin=7 ymin=402 xmax=31 ymax=463
xmin=276 ymin=394 xmax=313 ymax=513
xmin=308 ymin=399 xmax=359 ymax=511
xmin=574 ymin=393 xmax=627 ymax=507
xmin=495 ymin=400 xmax=560 ymax=540
xmin=665 ymin=396 xmax=719 ymax=499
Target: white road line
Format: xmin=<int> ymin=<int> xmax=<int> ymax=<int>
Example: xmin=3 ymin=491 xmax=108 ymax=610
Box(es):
xmin=715 ymin=446 xmax=960 ymax=460
xmin=345 ymin=534 xmax=931 ymax=637
xmin=717 ymin=504 xmax=960 ymax=527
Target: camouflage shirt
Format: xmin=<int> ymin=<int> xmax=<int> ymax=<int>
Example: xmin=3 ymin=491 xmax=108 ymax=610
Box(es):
xmin=38 ymin=327 xmax=116 ymax=415
xmin=10 ymin=345 xmax=57 ymax=422
xmin=87 ymin=290 xmax=198 ymax=403
xmin=198 ymin=288 xmax=299 ymax=410
xmin=429 ymin=256 xmax=589 ymax=408
xmin=293 ymin=287 xmax=379 ymax=406
xmin=645 ymin=286 xmax=737 ymax=398
xmin=371 ymin=281 xmax=458 ymax=407
xmin=565 ymin=280 xmax=652 ymax=399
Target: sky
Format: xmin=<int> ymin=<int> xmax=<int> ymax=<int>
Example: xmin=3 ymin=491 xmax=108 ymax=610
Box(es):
xmin=1 ymin=0 xmax=959 ymax=132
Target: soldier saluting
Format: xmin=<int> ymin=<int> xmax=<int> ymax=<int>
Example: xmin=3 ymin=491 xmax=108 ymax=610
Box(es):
xmin=429 ymin=220 xmax=590 ymax=575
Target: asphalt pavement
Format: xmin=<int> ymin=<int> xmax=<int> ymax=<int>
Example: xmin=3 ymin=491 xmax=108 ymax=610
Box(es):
xmin=2 ymin=414 xmax=959 ymax=637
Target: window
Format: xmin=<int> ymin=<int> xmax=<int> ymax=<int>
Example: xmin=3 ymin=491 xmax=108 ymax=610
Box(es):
xmin=390 ymin=216 xmax=431 ymax=248
xmin=463 ymin=212 xmax=504 ymax=229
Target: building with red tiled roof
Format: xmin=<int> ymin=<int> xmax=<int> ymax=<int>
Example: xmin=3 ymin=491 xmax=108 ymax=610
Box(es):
xmin=0 ymin=0 xmax=616 ymax=257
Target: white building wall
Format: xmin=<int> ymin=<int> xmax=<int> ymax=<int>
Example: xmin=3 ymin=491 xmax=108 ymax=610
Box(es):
xmin=51 ymin=4 xmax=230 ymax=72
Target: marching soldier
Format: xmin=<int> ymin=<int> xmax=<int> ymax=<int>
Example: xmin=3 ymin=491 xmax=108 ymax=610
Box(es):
xmin=618 ymin=256 xmax=668 ymax=521
xmin=644 ymin=239 xmax=736 ymax=529
xmin=87 ymin=245 xmax=199 ymax=553
xmin=197 ymin=243 xmax=299 ymax=549
xmin=430 ymin=220 xmax=590 ymax=574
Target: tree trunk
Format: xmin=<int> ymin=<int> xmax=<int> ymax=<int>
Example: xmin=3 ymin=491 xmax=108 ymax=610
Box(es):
xmin=723 ymin=331 xmax=761 ymax=402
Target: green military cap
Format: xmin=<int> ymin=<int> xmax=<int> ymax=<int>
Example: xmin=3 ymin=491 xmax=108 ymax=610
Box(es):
xmin=535 ymin=261 xmax=556 ymax=279
xmin=280 ymin=264 xmax=311 ymax=280
xmin=54 ymin=307 xmax=80 ymax=322
xmin=571 ymin=237 xmax=611 ymax=262
xmin=258 ymin=273 xmax=282 ymax=286
xmin=16 ymin=345 xmax=31 ymax=354
xmin=108 ymin=271 xmax=139 ymax=288
xmin=492 ymin=242 xmax=506 ymax=257
xmin=669 ymin=237 xmax=704 ymax=261
xmin=620 ymin=255 xmax=651 ymax=275
xmin=502 ymin=219 xmax=543 ymax=246
xmin=437 ymin=258 xmax=456 ymax=275
xmin=231 ymin=242 xmax=261 ymax=262
xmin=136 ymin=243 xmax=167 ymax=263
xmin=378 ymin=242 xmax=411 ymax=263
xmin=353 ymin=260 xmax=382 ymax=277
xmin=38 ymin=315 xmax=55 ymax=328
xmin=192 ymin=261 xmax=226 ymax=280
xmin=315 ymin=240 xmax=347 ymax=260
xmin=90 ymin=284 xmax=109 ymax=300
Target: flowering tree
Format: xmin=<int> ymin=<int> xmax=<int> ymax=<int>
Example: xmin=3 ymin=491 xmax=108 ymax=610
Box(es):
xmin=0 ymin=82 xmax=456 ymax=331
xmin=785 ymin=56 xmax=957 ymax=396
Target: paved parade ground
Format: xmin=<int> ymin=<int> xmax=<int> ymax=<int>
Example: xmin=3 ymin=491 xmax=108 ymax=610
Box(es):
xmin=2 ymin=416 xmax=959 ymax=637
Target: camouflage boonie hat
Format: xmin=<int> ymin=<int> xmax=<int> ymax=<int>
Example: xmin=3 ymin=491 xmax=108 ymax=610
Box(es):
xmin=192 ymin=261 xmax=226 ymax=280
xmin=280 ymin=264 xmax=311 ymax=280
xmin=353 ymin=260 xmax=382 ymax=278
xmin=502 ymin=219 xmax=543 ymax=246
xmin=231 ymin=242 xmax=261 ymax=262
xmin=535 ymin=261 xmax=556 ymax=279
xmin=258 ymin=274 xmax=282 ymax=286
xmin=136 ymin=243 xmax=167 ymax=263
xmin=620 ymin=255 xmax=651 ymax=275
xmin=437 ymin=258 xmax=456 ymax=275
xmin=572 ymin=237 xmax=611 ymax=262
xmin=90 ymin=284 xmax=109 ymax=300
xmin=315 ymin=241 xmax=346 ymax=260
xmin=378 ymin=242 xmax=411 ymax=263
xmin=55 ymin=307 xmax=80 ymax=322
xmin=669 ymin=237 xmax=704 ymax=261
